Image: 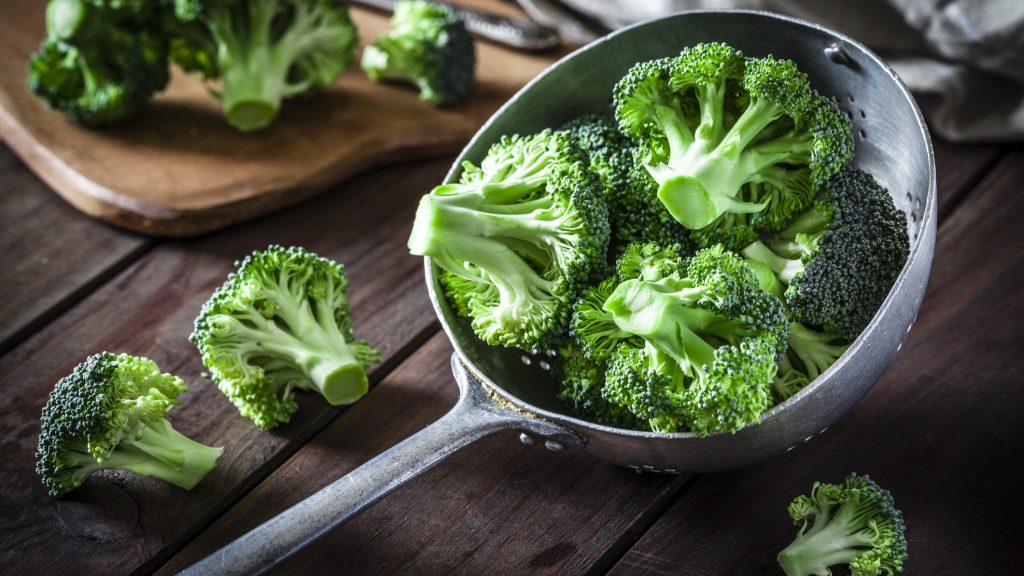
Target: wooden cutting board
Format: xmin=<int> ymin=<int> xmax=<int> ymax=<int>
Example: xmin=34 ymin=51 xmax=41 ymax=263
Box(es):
xmin=0 ymin=0 xmax=560 ymax=236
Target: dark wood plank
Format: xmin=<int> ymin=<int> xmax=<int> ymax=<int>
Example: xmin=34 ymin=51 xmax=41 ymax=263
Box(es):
xmin=930 ymin=137 xmax=1004 ymax=221
xmin=0 ymin=143 xmax=152 ymax=354
xmin=157 ymin=333 xmax=690 ymax=576
xmin=605 ymin=150 xmax=1024 ymax=576
xmin=0 ymin=157 xmax=446 ymax=574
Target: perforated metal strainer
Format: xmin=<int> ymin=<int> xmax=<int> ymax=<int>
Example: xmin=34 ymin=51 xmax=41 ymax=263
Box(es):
xmin=182 ymin=11 xmax=935 ymax=575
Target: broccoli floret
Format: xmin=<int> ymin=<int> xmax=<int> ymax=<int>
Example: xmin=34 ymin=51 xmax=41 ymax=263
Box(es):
xmin=573 ymin=244 xmax=787 ymax=435
xmin=36 ymin=353 xmax=222 ymax=497
xmin=555 ymin=341 xmax=645 ymax=430
xmin=408 ymin=129 xmax=610 ymax=350
xmin=191 ymin=245 xmax=380 ymax=429
xmin=778 ymin=473 xmax=908 ymax=576
xmin=742 ymin=168 xmax=910 ymax=341
xmin=169 ymin=0 xmax=358 ymax=131
xmin=27 ymin=0 xmax=170 ymax=126
xmin=361 ymin=0 xmax=475 ymax=107
xmin=570 ymin=276 xmax=638 ymax=361
xmin=614 ymin=43 xmax=852 ymax=232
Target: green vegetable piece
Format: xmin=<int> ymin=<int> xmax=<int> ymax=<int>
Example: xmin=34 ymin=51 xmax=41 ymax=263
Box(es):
xmin=778 ymin=473 xmax=908 ymax=576
xmin=191 ymin=245 xmax=380 ymax=429
xmin=361 ymin=0 xmax=475 ymax=107
xmin=36 ymin=353 xmax=222 ymax=496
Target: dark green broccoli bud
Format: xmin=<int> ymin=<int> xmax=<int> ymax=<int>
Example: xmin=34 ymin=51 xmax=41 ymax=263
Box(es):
xmin=27 ymin=0 xmax=170 ymax=126
xmin=190 ymin=245 xmax=380 ymax=429
xmin=555 ymin=341 xmax=646 ymax=430
xmin=614 ymin=43 xmax=852 ymax=232
xmin=614 ymin=140 xmax=698 ymax=257
xmin=36 ymin=353 xmax=222 ymax=497
xmin=408 ymin=129 xmax=610 ymax=350
xmin=169 ymin=0 xmax=358 ymax=131
xmin=778 ymin=473 xmax=908 ymax=576
xmin=558 ymin=115 xmax=691 ymax=258
xmin=361 ymin=0 xmax=475 ymax=107
xmin=742 ymin=168 xmax=910 ymax=341
xmin=583 ymin=245 xmax=788 ymax=434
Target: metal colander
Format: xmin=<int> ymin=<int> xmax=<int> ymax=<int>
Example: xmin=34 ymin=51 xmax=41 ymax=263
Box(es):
xmin=183 ymin=10 xmax=935 ymax=574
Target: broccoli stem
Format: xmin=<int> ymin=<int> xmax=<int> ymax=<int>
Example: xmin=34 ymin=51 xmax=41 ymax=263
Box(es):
xmin=604 ymin=279 xmax=719 ymax=371
xmin=206 ymin=0 xmax=326 ymax=132
xmin=777 ymin=502 xmax=876 ymax=576
xmin=651 ymin=95 xmax=818 ymax=230
xmin=221 ymin=302 xmax=370 ymax=405
xmin=787 ymin=322 xmax=849 ymax=379
xmin=104 ymin=420 xmax=222 ymax=490
xmin=741 ymin=241 xmax=804 ymax=285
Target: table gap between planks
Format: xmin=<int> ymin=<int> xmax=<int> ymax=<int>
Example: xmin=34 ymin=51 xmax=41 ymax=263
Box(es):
xmin=1 ymin=131 xmax=1015 ymax=576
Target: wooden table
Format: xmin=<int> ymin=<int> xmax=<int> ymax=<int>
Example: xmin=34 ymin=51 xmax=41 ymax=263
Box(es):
xmin=1 ymin=126 xmax=1021 ymax=573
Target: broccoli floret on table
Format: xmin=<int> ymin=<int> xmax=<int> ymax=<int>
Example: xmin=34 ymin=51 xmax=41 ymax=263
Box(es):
xmin=408 ymin=129 xmax=610 ymax=350
xmin=191 ymin=245 xmax=379 ymax=429
xmin=361 ymin=0 xmax=475 ymax=107
xmin=778 ymin=473 xmax=908 ymax=576
xmin=169 ymin=0 xmax=359 ymax=131
xmin=36 ymin=352 xmax=222 ymax=496
xmin=27 ymin=0 xmax=170 ymax=126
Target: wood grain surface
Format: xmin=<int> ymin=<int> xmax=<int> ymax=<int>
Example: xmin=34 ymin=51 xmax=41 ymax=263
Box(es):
xmin=0 ymin=144 xmax=151 ymax=355
xmin=0 ymin=0 xmax=559 ymax=236
xmin=605 ymin=150 xmax=1024 ymax=576
xmin=0 ymin=158 xmax=448 ymax=574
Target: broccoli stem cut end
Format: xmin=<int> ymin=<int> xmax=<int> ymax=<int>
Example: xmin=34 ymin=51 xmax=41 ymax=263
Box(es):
xmin=657 ymin=175 xmax=716 ymax=229
xmin=224 ymin=99 xmax=280 ymax=133
xmin=309 ymin=357 xmax=369 ymax=405
xmin=113 ymin=420 xmax=223 ymax=490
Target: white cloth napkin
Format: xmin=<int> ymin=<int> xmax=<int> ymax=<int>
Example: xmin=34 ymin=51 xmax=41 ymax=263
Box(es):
xmin=536 ymin=0 xmax=1024 ymax=142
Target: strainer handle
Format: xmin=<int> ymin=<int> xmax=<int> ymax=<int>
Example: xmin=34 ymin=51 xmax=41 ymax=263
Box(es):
xmin=179 ymin=354 xmax=573 ymax=576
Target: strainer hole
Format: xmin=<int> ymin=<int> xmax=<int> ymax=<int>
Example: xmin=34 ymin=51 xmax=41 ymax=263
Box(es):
xmin=831 ymin=94 xmax=839 ymax=103
xmin=858 ymin=129 xmax=866 ymax=140
xmin=910 ymin=212 xmax=917 ymax=223
xmin=847 ymin=94 xmax=855 ymax=103
xmin=520 ymin=355 xmax=532 ymax=366
xmin=845 ymin=110 xmax=853 ymax=120
xmin=538 ymin=360 xmax=551 ymax=371
xmin=859 ymin=109 xmax=866 ymax=118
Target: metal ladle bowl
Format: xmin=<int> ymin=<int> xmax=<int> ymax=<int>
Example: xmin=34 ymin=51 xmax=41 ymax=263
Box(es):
xmin=182 ymin=10 xmax=935 ymax=575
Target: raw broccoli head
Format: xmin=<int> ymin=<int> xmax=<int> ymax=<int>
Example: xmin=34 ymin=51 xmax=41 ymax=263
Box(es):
xmin=778 ymin=473 xmax=908 ymax=576
xmin=573 ymin=244 xmax=787 ymax=435
xmin=361 ymin=0 xmax=475 ymax=107
xmin=408 ymin=129 xmax=610 ymax=350
xmin=614 ymin=43 xmax=852 ymax=233
xmin=190 ymin=245 xmax=380 ymax=429
xmin=742 ymin=168 xmax=910 ymax=341
xmin=27 ymin=0 xmax=169 ymax=126
xmin=36 ymin=353 xmax=222 ymax=496
xmin=169 ymin=0 xmax=358 ymax=131
xmin=555 ymin=340 xmax=646 ymax=430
